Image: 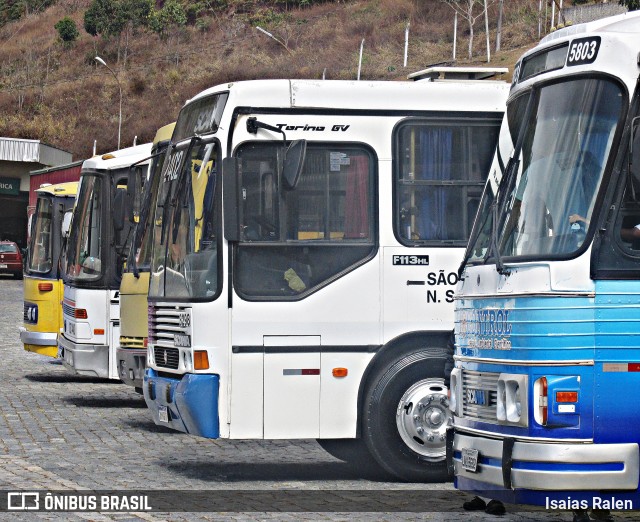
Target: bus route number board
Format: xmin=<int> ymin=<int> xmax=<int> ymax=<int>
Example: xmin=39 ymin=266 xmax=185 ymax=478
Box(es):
xmin=462 ymin=448 xmax=479 ymax=473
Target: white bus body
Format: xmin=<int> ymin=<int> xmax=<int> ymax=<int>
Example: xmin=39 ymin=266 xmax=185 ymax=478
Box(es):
xmin=144 ymin=77 xmax=508 ymax=481
xmin=59 ymin=144 xmax=152 ymax=380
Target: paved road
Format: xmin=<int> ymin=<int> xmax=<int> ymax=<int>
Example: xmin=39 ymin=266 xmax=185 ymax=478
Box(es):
xmin=0 ymin=279 xmax=635 ymax=521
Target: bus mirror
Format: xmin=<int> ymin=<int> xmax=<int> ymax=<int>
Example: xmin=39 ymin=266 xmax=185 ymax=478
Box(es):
xmin=282 ymin=140 xmax=306 ymax=190
xmin=61 ymin=211 xmax=72 ymax=238
xmin=127 ymin=166 xmax=144 ymax=223
xmin=222 ymin=157 xmax=240 ymax=242
xmin=113 ymin=189 xmax=126 ymax=232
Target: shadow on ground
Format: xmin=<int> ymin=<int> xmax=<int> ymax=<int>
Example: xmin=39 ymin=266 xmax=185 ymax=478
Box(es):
xmin=24 ymin=373 xmax=116 ymax=384
xmin=63 ymin=397 xmax=147 ymax=408
xmin=162 ymin=458 xmax=395 ymax=483
xmin=122 ymin=416 xmax=183 ymax=434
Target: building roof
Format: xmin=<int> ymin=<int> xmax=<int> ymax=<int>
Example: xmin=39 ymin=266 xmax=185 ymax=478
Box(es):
xmin=0 ymin=137 xmax=72 ymax=167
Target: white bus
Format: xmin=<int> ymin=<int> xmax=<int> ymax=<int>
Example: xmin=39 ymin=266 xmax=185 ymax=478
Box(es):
xmin=59 ymin=144 xmax=152 ymax=380
xmin=143 ymin=74 xmax=507 ymax=481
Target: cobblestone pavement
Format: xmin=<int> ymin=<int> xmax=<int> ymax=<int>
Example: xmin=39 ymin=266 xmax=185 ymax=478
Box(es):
xmin=1 ymin=280 xmax=637 ymax=521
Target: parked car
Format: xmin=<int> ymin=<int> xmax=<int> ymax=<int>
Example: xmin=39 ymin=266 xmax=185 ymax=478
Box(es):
xmin=0 ymin=241 xmax=23 ymax=279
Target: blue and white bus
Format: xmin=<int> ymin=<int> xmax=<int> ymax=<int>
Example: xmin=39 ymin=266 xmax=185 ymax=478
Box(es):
xmin=451 ymin=11 xmax=640 ymax=511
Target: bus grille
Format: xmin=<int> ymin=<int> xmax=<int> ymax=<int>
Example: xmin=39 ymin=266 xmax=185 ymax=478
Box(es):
xmin=154 ymin=347 xmax=180 ymax=370
xmin=62 ymin=302 xmax=74 ymax=317
xmin=148 ymin=304 xmax=189 ymax=348
xmin=462 ymin=369 xmax=499 ymax=421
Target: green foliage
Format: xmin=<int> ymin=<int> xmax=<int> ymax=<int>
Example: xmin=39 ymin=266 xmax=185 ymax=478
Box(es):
xmin=125 ymin=0 xmax=153 ymax=27
xmin=55 ymin=17 xmax=80 ymax=46
xmin=84 ymin=0 xmax=126 ymax=37
xmin=619 ymin=0 xmax=640 ymax=10
xmin=84 ymin=0 xmax=152 ymax=38
xmin=149 ymin=0 xmax=187 ymax=36
xmin=0 ymin=0 xmax=54 ymax=27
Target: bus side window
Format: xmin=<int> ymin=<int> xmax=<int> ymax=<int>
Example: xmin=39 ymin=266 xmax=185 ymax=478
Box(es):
xmin=395 ymin=120 xmax=499 ymax=245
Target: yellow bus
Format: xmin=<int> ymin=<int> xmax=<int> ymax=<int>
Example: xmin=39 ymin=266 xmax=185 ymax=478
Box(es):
xmin=117 ymin=123 xmax=175 ymax=390
xmin=21 ymin=182 xmax=78 ymax=357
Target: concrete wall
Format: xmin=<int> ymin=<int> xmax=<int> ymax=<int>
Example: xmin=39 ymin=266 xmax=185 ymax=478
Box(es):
xmin=562 ymin=3 xmax=627 ymax=26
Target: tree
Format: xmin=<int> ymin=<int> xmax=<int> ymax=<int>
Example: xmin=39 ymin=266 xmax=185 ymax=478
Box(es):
xmin=149 ymin=0 xmax=187 ymax=37
xmin=84 ymin=0 xmax=127 ymax=38
xmin=55 ymin=17 xmax=80 ymax=46
xmin=619 ymin=0 xmax=640 ymax=11
xmin=441 ymin=0 xmax=495 ymax=61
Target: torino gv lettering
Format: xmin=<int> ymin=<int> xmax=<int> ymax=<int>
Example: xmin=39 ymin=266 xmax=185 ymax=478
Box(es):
xmin=458 ymin=308 xmax=512 ymax=350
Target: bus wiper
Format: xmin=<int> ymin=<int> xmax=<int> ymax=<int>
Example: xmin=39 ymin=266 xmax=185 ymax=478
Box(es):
xmin=490 ymin=198 xmax=508 ymax=275
xmin=458 ymin=188 xmax=491 ymax=279
xmin=171 ymin=136 xmax=202 ymax=244
xmin=458 ymin=144 xmax=510 ymax=278
xmin=490 ymin=156 xmax=520 ymax=276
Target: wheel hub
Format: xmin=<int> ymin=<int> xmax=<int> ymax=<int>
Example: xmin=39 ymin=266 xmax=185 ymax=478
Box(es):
xmin=396 ymin=378 xmax=451 ymax=460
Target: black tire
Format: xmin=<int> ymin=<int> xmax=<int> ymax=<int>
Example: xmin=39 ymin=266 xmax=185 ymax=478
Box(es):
xmin=362 ymin=346 xmax=453 ymax=482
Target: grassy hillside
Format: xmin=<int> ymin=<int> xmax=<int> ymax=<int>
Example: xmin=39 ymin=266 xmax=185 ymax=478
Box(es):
xmin=0 ymin=0 xmax=541 ymax=158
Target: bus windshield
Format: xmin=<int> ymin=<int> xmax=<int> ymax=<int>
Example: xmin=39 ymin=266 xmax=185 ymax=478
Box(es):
xmin=149 ymin=141 xmax=219 ymax=299
xmin=28 ymin=195 xmax=54 ymax=274
xmin=66 ymin=175 xmax=103 ymax=281
xmin=466 ymin=77 xmax=624 ymax=265
xmin=127 ymin=150 xmax=168 ymax=273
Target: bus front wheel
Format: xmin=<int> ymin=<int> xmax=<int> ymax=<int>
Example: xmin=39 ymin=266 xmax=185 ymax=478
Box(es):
xmin=363 ymin=347 xmax=452 ymax=482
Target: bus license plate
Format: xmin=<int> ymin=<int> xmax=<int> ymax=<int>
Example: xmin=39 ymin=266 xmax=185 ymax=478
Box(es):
xmin=158 ymin=406 xmax=169 ymax=423
xmin=66 ymin=321 xmax=76 ymax=336
xmin=462 ymin=448 xmax=479 ymax=472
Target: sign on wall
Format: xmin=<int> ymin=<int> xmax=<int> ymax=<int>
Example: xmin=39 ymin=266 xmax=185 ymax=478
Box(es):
xmin=0 ymin=177 xmax=20 ymax=196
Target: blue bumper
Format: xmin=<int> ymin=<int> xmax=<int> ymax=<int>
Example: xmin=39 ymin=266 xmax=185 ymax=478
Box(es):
xmin=143 ymin=369 xmax=220 ymax=438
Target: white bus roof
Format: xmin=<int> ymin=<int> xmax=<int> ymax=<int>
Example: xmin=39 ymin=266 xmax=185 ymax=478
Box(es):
xmin=186 ymin=78 xmax=508 ymax=115
xmin=81 ymin=143 xmax=153 ymax=171
xmin=512 ymin=10 xmax=640 ymax=94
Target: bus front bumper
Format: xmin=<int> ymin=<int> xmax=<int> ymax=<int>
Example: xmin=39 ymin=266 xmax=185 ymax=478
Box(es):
xmin=116 ymin=347 xmax=146 ymax=388
xmin=20 ymin=327 xmax=57 ymax=346
xmin=57 ymin=334 xmax=109 ymax=378
xmin=453 ymin=430 xmax=639 ymax=494
xmin=143 ymin=368 xmax=220 ymax=439
xmin=20 ymin=327 xmax=58 ymax=357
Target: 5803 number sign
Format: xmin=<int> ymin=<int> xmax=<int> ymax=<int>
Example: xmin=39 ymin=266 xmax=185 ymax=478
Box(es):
xmin=567 ymin=37 xmax=600 ymax=67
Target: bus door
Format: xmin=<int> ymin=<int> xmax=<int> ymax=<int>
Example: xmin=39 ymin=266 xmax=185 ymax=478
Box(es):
xmin=229 ymin=128 xmax=380 ymax=439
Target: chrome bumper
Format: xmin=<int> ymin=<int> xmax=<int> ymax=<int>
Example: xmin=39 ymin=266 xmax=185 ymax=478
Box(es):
xmin=19 ymin=327 xmax=57 ymax=346
xmin=58 ymin=333 xmax=109 ymax=379
xmin=454 ymin=430 xmax=639 ymax=491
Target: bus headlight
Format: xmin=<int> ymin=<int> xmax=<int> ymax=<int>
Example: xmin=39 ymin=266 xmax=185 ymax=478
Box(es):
xmin=449 ymin=368 xmax=462 ymax=417
xmin=497 ymin=374 xmax=528 ymax=427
